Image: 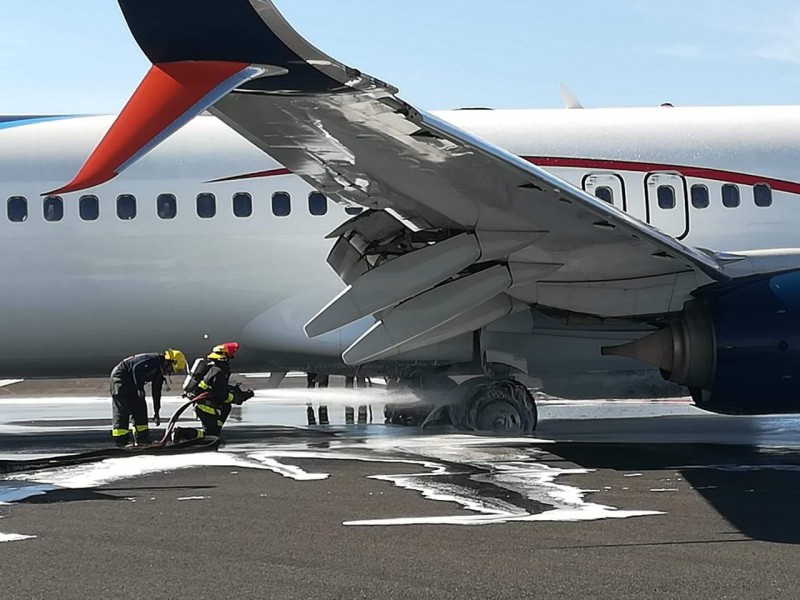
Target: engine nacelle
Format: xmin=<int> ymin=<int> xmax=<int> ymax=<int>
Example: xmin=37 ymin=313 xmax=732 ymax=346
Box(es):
xmin=605 ymin=271 xmax=800 ymax=415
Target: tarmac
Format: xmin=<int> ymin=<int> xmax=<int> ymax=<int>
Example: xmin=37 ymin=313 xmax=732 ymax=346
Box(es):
xmin=2 ymin=378 xmax=800 ymax=599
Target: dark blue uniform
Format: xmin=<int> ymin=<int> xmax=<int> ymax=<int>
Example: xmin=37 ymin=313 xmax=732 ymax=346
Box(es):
xmin=110 ymin=353 xmax=166 ymax=446
xmin=174 ymin=358 xmax=248 ymax=441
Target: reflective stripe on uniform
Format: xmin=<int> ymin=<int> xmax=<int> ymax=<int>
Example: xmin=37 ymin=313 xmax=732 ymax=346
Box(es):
xmin=135 ymin=425 xmax=149 ymax=433
xmin=198 ymin=381 xmax=211 ymax=390
xmin=112 ymin=429 xmax=130 ymax=437
xmin=196 ymin=403 xmax=218 ymax=416
xmin=196 ymin=430 xmax=206 ymax=439
xmin=217 ymin=420 xmax=223 ymax=427
xmin=225 ymin=393 xmax=234 ymax=404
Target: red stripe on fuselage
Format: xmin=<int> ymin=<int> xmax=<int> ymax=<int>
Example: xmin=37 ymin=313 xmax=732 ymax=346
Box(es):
xmin=215 ymin=157 xmax=800 ymax=195
xmin=524 ymin=157 xmax=800 ymax=195
xmin=207 ymin=168 xmax=292 ymax=184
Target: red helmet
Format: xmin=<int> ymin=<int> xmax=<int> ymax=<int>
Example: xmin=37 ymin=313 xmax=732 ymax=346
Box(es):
xmin=210 ymin=342 xmax=240 ymax=360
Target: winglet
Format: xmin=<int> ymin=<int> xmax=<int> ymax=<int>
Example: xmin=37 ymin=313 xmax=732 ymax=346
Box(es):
xmin=559 ymin=84 xmax=584 ymax=110
xmin=47 ymin=61 xmax=255 ymax=195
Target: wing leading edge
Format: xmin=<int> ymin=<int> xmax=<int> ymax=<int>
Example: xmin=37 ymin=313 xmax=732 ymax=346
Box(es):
xmin=59 ymin=0 xmax=729 ymax=364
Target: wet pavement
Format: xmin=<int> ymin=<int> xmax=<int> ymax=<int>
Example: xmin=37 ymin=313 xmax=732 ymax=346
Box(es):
xmin=2 ymin=383 xmax=800 ymax=599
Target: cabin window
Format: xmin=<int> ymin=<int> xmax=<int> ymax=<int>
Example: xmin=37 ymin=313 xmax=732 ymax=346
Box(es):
xmin=233 ymin=192 xmax=252 ymax=218
xmin=157 ymin=194 xmax=177 ymax=219
xmin=594 ymin=186 xmax=613 ymax=204
xmin=7 ymin=196 xmax=27 ymax=222
xmin=657 ymin=185 xmax=676 ymax=210
xmin=691 ymin=185 xmax=709 ymax=209
xmin=308 ymin=192 xmax=328 ymax=216
xmin=196 ymin=193 xmax=216 ymax=219
xmin=116 ymin=194 xmax=137 ymax=220
xmin=345 ymin=206 xmax=364 ymax=216
xmin=272 ymin=192 xmax=291 ymax=217
xmin=722 ymin=184 xmax=740 ymax=208
xmin=754 ymin=183 xmax=773 ymax=208
xmin=43 ymin=196 xmax=63 ymax=222
xmin=79 ymin=195 xmax=99 ymax=221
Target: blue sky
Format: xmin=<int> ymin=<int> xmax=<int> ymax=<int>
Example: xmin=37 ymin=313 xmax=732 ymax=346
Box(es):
xmin=2 ymin=0 xmax=800 ymax=114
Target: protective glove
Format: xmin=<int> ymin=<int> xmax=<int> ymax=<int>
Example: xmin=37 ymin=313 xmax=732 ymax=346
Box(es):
xmin=230 ymin=385 xmax=254 ymax=405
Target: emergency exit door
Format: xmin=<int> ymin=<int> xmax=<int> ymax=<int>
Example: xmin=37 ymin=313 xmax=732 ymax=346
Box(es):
xmin=583 ymin=173 xmax=626 ymax=212
xmin=645 ymin=173 xmax=689 ymax=239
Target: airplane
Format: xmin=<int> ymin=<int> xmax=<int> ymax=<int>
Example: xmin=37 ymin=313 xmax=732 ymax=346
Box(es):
xmin=3 ymin=0 xmax=800 ymax=434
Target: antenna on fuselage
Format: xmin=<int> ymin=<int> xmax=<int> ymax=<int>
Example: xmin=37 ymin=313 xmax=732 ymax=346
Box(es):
xmin=559 ymin=84 xmax=584 ymax=109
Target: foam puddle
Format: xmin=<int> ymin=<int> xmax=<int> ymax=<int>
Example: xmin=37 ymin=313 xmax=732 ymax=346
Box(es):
xmin=0 ymin=533 xmax=36 ymax=543
xmin=2 ymin=434 xmax=665 ymax=528
xmin=343 ymin=436 xmax=664 ymax=526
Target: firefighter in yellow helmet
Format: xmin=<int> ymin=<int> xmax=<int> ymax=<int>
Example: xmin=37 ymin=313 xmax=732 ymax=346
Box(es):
xmin=173 ymin=342 xmax=253 ymax=442
xmin=109 ymin=349 xmax=187 ymax=447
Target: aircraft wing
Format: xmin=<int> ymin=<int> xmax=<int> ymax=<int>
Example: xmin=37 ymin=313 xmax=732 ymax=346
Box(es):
xmin=56 ymin=0 xmax=730 ymax=364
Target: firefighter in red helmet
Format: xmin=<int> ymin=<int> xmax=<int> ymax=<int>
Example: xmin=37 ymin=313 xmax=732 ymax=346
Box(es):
xmin=173 ymin=342 xmax=253 ymax=442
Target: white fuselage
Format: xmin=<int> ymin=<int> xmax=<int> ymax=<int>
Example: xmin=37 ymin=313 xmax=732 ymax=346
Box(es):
xmin=1 ymin=105 xmax=798 ymax=376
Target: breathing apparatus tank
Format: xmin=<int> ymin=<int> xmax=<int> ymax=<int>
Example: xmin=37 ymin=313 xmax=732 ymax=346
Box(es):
xmin=182 ymin=357 xmax=209 ymax=397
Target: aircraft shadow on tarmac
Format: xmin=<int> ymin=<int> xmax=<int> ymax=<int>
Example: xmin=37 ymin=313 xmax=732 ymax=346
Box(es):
xmin=13 ymin=484 xmax=218 ymax=505
xmin=549 ymin=442 xmax=800 ymax=545
xmin=17 ymin=488 xmax=128 ymax=504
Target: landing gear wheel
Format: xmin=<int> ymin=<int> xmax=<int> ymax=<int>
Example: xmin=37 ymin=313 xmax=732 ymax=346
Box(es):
xmin=429 ymin=377 xmax=537 ymax=434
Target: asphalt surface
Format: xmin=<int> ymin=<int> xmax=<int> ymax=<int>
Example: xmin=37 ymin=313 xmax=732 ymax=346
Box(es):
xmin=2 ymin=382 xmax=800 ymax=599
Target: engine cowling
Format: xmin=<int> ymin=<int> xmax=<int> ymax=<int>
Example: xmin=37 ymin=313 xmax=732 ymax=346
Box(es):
xmin=604 ymin=271 xmax=800 ymax=415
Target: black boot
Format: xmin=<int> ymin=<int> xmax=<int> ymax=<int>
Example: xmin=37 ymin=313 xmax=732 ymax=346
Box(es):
xmin=113 ymin=432 xmax=132 ymax=448
xmin=171 ymin=427 xmax=202 ymax=444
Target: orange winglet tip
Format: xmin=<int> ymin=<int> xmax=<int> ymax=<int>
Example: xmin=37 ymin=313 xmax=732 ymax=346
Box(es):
xmin=46 ymin=60 xmax=253 ymax=196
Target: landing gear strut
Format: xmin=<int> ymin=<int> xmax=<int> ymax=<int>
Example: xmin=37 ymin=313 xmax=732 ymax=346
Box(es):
xmin=385 ymin=376 xmax=538 ymax=434
xmin=383 ymin=371 xmax=456 ymax=426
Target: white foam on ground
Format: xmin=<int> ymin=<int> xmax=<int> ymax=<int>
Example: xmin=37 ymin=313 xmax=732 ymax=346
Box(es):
xmin=177 ymin=496 xmax=208 ymax=501
xmin=3 ymin=449 xmax=330 ymax=496
xmin=2 ymin=434 xmax=665 ymax=528
xmin=0 ymin=533 xmax=36 ymax=543
xmin=238 ymin=438 xmax=664 ymax=526
xmin=245 ymin=456 xmax=329 ymax=481
xmin=6 ymin=452 xmax=272 ymax=489
xmin=344 ymin=443 xmax=663 ymax=526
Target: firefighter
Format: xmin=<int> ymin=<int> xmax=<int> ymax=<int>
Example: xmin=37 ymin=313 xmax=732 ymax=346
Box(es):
xmin=110 ymin=349 xmax=187 ymax=447
xmin=173 ymin=342 xmax=253 ymax=442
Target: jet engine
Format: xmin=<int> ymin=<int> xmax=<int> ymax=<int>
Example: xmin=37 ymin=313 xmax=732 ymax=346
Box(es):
xmin=604 ymin=271 xmax=800 ymax=414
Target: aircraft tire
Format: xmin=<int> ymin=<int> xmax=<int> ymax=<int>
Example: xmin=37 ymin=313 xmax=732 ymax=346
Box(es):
xmin=445 ymin=377 xmax=538 ymax=434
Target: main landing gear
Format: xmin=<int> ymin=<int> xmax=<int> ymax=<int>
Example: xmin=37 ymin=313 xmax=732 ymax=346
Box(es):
xmin=384 ymin=375 xmax=538 ymax=434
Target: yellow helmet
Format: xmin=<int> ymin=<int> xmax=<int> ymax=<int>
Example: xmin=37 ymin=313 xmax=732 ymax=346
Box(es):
xmin=164 ymin=349 xmax=188 ymax=373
